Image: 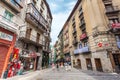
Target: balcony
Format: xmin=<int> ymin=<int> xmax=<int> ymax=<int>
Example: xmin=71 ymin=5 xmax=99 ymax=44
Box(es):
xmin=107 ymin=23 xmax=120 ymax=33
xmin=19 ymin=31 xmax=43 ymax=47
xmin=72 ymin=29 xmax=77 ymax=35
xmin=103 ymin=0 xmax=112 ymax=5
xmin=79 ymin=21 xmax=86 ymax=29
xmin=80 ymin=33 xmax=87 ymax=41
xmin=73 ymin=39 xmax=78 ymax=45
xmin=44 ymin=33 xmax=51 ymax=42
xmin=74 ymin=46 xmax=90 ymax=54
xmin=43 ymin=47 xmax=50 ymax=53
xmin=1 ymin=0 xmax=23 ymax=13
xmin=111 ymin=23 xmax=120 ymax=29
xmin=106 ymin=6 xmax=120 ymax=15
xmin=0 ymin=15 xmax=18 ymax=34
xmin=26 ymin=3 xmax=47 ymax=32
xmin=117 ymin=42 xmax=120 ymax=49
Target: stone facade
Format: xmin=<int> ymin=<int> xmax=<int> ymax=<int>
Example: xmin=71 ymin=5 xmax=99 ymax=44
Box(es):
xmin=57 ymin=0 xmax=120 ymax=73
xmin=0 ymin=0 xmax=52 ymax=78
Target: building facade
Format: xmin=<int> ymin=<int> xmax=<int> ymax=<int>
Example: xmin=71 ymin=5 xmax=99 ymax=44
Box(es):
xmin=57 ymin=0 xmax=120 ymax=72
xmin=0 ymin=0 xmax=24 ymax=78
xmin=63 ymin=22 xmax=71 ymax=64
xmin=0 ymin=0 xmax=52 ymax=78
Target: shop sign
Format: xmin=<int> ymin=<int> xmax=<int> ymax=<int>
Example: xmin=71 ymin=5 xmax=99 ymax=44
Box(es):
xmin=112 ymin=23 xmax=120 ymax=29
xmin=98 ymin=42 xmax=103 ymax=47
xmin=0 ymin=31 xmax=13 ymax=41
xmin=80 ymin=33 xmax=87 ymax=40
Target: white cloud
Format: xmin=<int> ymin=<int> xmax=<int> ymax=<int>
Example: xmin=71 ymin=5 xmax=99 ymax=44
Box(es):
xmin=51 ymin=11 xmax=70 ymax=45
xmin=66 ymin=1 xmax=76 ymax=10
xmin=48 ymin=0 xmax=77 ymax=45
xmin=49 ymin=2 xmax=59 ymax=12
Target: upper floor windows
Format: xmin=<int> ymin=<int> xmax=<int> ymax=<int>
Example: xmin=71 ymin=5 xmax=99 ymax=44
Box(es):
xmin=116 ymin=36 xmax=120 ymax=42
xmin=10 ymin=0 xmax=21 ymax=7
xmin=4 ymin=10 xmax=13 ymax=21
xmin=41 ymin=1 xmax=44 ymax=9
xmin=109 ymin=18 xmax=119 ymax=24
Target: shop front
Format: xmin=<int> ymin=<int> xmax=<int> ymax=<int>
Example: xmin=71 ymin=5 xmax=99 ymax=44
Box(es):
xmin=0 ymin=27 xmax=17 ymax=78
xmin=42 ymin=51 xmax=49 ymax=69
xmin=20 ymin=51 xmax=40 ymax=71
xmin=64 ymin=52 xmax=71 ymax=65
xmin=109 ymin=50 xmax=120 ymax=73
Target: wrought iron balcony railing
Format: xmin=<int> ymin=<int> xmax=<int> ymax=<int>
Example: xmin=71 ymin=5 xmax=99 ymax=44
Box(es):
xmin=0 ymin=15 xmax=18 ymax=34
xmin=1 ymin=0 xmax=23 ymax=13
xmin=26 ymin=3 xmax=47 ymax=32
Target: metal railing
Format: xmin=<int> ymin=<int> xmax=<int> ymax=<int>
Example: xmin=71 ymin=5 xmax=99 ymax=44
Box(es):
xmin=19 ymin=31 xmax=43 ymax=45
xmin=106 ymin=6 xmax=120 ymax=13
xmin=0 ymin=15 xmax=18 ymax=33
xmin=26 ymin=3 xmax=47 ymax=28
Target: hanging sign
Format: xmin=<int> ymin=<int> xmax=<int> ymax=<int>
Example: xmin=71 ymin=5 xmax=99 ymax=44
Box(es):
xmin=98 ymin=42 xmax=103 ymax=47
xmin=0 ymin=31 xmax=13 ymax=41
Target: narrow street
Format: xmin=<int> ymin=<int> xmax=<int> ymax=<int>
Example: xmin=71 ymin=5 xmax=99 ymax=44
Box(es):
xmin=38 ymin=68 xmax=120 ymax=80
xmin=1 ymin=67 xmax=120 ymax=80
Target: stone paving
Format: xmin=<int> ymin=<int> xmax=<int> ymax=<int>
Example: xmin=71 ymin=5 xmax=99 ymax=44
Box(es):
xmin=39 ymin=67 xmax=120 ymax=80
xmin=1 ymin=67 xmax=120 ymax=80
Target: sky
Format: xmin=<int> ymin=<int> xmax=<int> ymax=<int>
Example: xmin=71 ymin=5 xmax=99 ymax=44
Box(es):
xmin=47 ymin=0 xmax=77 ymax=45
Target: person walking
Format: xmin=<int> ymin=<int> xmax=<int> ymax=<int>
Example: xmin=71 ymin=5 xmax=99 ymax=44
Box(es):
xmin=52 ymin=63 xmax=55 ymax=71
xmin=56 ymin=63 xmax=59 ymax=71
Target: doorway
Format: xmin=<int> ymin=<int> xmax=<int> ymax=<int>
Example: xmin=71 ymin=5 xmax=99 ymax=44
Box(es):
xmin=36 ymin=33 xmax=40 ymax=43
xmin=95 ymin=58 xmax=103 ymax=72
xmin=112 ymin=54 xmax=120 ymax=73
xmin=77 ymin=59 xmax=81 ymax=69
xmin=26 ymin=28 xmax=32 ymax=39
xmin=86 ymin=58 xmax=92 ymax=70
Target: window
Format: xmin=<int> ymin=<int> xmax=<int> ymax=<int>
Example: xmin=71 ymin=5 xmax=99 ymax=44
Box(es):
xmin=32 ymin=0 xmax=36 ymax=5
xmin=4 ymin=10 xmax=13 ymax=21
xmin=41 ymin=1 xmax=44 ymax=9
xmin=10 ymin=0 xmax=16 ymax=5
xmin=79 ymin=43 xmax=82 ymax=49
xmin=16 ymin=0 xmax=21 ymax=3
xmin=116 ymin=36 xmax=120 ymax=42
xmin=10 ymin=0 xmax=20 ymax=7
xmin=109 ymin=18 xmax=119 ymax=24
xmin=84 ymin=41 xmax=88 ymax=47
xmin=105 ymin=5 xmax=113 ymax=12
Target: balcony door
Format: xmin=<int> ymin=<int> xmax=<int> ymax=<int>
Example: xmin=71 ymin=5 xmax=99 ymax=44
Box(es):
xmin=26 ymin=28 xmax=32 ymax=39
xmin=36 ymin=33 xmax=40 ymax=43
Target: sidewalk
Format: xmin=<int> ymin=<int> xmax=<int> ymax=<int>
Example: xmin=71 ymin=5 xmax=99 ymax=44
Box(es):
xmin=0 ymin=68 xmax=52 ymax=80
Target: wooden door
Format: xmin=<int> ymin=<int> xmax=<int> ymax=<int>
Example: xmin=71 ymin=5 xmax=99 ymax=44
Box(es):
xmin=77 ymin=59 xmax=81 ymax=69
xmin=0 ymin=44 xmax=9 ymax=77
xmin=86 ymin=58 xmax=92 ymax=70
xmin=112 ymin=54 xmax=120 ymax=72
xmin=26 ymin=28 xmax=32 ymax=39
xmin=36 ymin=33 xmax=40 ymax=43
xmin=95 ymin=58 xmax=103 ymax=72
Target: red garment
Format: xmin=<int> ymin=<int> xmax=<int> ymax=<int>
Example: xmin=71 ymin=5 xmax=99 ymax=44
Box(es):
xmin=8 ymin=67 xmax=13 ymax=77
xmin=17 ymin=63 xmax=21 ymax=69
xmin=13 ymin=48 xmax=19 ymax=59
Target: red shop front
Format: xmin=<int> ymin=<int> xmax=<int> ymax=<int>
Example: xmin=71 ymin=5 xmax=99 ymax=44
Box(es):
xmin=0 ymin=27 xmax=17 ymax=78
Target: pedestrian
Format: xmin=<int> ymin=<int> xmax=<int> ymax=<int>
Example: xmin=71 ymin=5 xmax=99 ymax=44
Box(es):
xmin=56 ymin=63 xmax=59 ymax=71
xmin=52 ymin=63 xmax=55 ymax=71
xmin=65 ymin=62 xmax=68 ymax=71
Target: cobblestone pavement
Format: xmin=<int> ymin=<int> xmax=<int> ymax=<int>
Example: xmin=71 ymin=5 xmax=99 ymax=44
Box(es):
xmin=1 ymin=67 xmax=120 ymax=80
xmin=38 ymin=67 xmax=120 ymax=80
